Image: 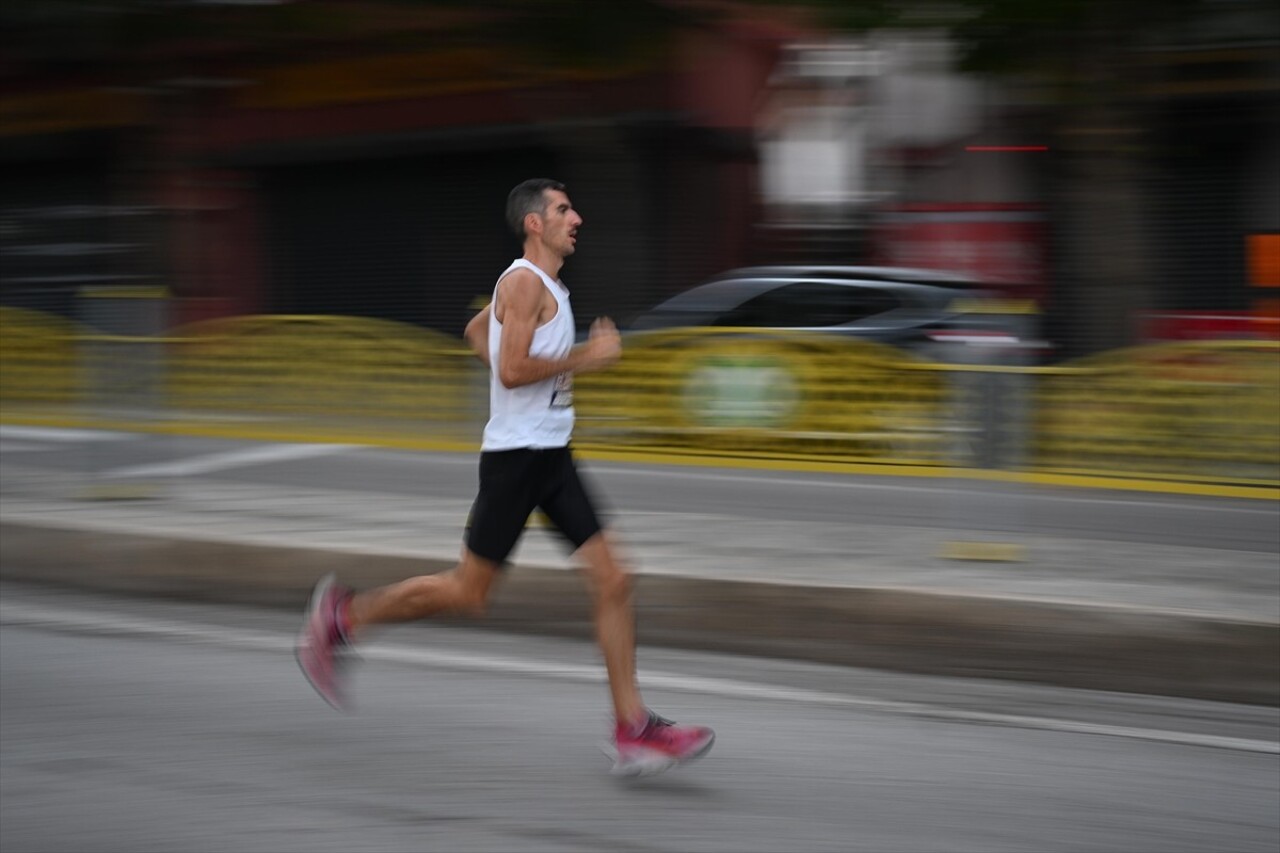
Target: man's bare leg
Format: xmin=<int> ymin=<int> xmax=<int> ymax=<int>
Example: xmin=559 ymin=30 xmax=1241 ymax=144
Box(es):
xmin=344 ymin=549 xmax=501 ymax=640
xmin=296 ymin=550 xmax=500 ymax=708
xmin=575 ymin=532 xmax=645 ymax=724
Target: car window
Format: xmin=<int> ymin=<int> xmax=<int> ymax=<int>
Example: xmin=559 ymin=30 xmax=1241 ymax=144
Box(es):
xmin=629 ymin=279 xmax=776 ymax=330
xmin=714 ymin=282 xmax=901 ymax=328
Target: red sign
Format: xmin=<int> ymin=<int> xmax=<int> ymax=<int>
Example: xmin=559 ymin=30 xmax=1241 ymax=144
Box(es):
xmin=1141 ymin=311 xmax=1280 ymax=342
xmin=871 ymin=204 xmax=1048 ymax=303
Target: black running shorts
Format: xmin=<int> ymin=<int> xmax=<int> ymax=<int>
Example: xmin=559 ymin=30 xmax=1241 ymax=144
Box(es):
xmin=465 ymin=446 xmax=604 ymax=565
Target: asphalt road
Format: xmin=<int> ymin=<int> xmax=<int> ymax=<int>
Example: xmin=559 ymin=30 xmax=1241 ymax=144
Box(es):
xmin=1 ymin=586 xmax=1277 ymax=853
xmin=2 ymin=428 xmax=1276 ymax=553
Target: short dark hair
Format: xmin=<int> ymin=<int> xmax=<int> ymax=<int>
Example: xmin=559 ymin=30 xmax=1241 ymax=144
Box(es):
xmin=506 ymin=178 xmax=566 ymax=238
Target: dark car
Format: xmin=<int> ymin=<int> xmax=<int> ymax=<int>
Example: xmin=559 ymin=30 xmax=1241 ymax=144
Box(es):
xmin=627 ymin=265 xmax=1033 ymax=354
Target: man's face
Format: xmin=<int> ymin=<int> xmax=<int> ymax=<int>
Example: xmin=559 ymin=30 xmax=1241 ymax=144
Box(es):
xmin=536 ymin=189 xmax=583 ymax=256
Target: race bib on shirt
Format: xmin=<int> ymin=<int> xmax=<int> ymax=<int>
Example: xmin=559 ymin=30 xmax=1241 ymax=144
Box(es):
xmin=550 ymin=372 xmax=574 ymax=408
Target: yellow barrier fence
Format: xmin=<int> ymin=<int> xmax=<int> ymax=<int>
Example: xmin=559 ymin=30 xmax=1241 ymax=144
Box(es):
xmin=1035 ymin=340 xmax=1280 ymax=482
xmin=0 ymin=307 xmax=86 ymax=405
xmin=575 ymin=329 xmax=949 ymax=463
xmin=1 ymin=308 xmax=1276 ymax=487
xmin=165 ymin=315 xmax=479 ymax=436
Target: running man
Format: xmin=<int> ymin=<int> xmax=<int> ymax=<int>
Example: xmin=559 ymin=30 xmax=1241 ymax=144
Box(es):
xmin=296 ymin=178 xmax=714 ymax=776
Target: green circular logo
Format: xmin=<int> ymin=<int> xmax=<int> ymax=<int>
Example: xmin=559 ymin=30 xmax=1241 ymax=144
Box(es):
xmin=682 ymin=356 xmax=800 ymax=428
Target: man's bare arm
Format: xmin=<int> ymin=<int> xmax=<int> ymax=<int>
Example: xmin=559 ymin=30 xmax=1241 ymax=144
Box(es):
xmin=496 ymin=272 xmax=620 ymax=389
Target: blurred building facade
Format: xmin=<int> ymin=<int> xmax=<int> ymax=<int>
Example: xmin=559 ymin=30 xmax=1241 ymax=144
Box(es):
xmin=1 ymin=1 xmax=1277 ymax=353
xmin=1 ymin=3 xmax=804 ymax=337
xmin=754 ymin=34 xmax=1050 ymax=307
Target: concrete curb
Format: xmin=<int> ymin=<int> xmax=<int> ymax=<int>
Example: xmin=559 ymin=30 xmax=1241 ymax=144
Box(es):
xmin=2 ymin=521 xmax=1276 ymax=706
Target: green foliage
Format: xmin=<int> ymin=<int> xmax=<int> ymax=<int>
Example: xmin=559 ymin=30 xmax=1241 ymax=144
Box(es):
xmin=1 ymin=0 xmax=699 ymax=71
xmin=948 ymin=0 xmax=1208 ymax=74
xmin=484 ymin=0 xmax=692 ymax=69
xmin=764 ymin=0 xmax=901 ymax=31
xmin=738 ymin=0 xmax=1220 ymax=76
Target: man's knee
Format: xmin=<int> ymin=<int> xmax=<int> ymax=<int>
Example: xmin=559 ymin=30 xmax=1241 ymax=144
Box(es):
xmin=592 ymin=562 xmax=633 ymax=607
xmin=450 ymin=550 xmax=501 ymax=617
xmin=576 ymin=532 xmax=633 ymax=604
xmin=449 ymin=569 xmax=491 ymax=617
xmin=460 ymin=581 xmax=491 ymax=617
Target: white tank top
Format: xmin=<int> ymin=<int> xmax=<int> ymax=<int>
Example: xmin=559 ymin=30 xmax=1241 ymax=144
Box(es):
xmin=482 ymin=259 xmax=576 ymax=450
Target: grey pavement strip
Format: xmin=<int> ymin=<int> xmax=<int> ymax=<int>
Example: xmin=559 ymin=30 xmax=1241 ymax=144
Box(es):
xmin=2 ymin=600 xmax=1276 ymax=756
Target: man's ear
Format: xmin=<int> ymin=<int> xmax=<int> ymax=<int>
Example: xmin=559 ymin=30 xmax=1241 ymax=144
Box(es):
xmin=524 ymin=212 xmax=542 ymax=237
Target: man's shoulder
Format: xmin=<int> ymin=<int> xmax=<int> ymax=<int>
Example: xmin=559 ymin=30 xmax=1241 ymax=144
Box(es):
xmin=498 ymin=266 xmax=543 ymax=292
xmin=495 ymin=268 xmax=541 ymax=305
xmin=496 ymin=268 xmax=553 ymax=321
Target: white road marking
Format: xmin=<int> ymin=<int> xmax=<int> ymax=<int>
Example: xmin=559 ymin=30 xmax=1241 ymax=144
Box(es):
xmin=0 ymin=441 xmax=56 ymax=453
xmin=0 ymin=426 xmax=134 ymax=443
xmin=3 ymin=426 xmax=1268 ymax=514
xmin=2 ymin=602 xmax=1275 ymax=756
xmin=103 ymin=442 xmax=357 ymax=478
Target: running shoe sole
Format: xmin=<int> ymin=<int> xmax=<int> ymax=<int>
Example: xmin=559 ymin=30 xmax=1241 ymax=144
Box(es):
xmin=603 ymin=731 xmax=716 ymax=777
xmin=296 ymin=573 xmax=346 ymax=710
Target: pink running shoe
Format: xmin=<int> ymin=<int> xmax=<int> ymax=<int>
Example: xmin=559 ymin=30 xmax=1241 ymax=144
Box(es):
xmin=609 ymin=711 xmax=715 ymax=776
xmin=295 ymin=573 xmax=354 ymax=710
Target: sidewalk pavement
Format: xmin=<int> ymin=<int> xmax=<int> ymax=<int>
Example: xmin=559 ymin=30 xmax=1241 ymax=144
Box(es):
xmin=1 ymin=464 xmax=1277 ymax=705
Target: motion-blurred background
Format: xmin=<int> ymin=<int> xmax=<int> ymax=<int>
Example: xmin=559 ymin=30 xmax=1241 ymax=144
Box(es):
xmin=2 ymin=7 xmax=1279 ymax=851
xmin=1 ymin=0 xmax=1277 ymax=483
